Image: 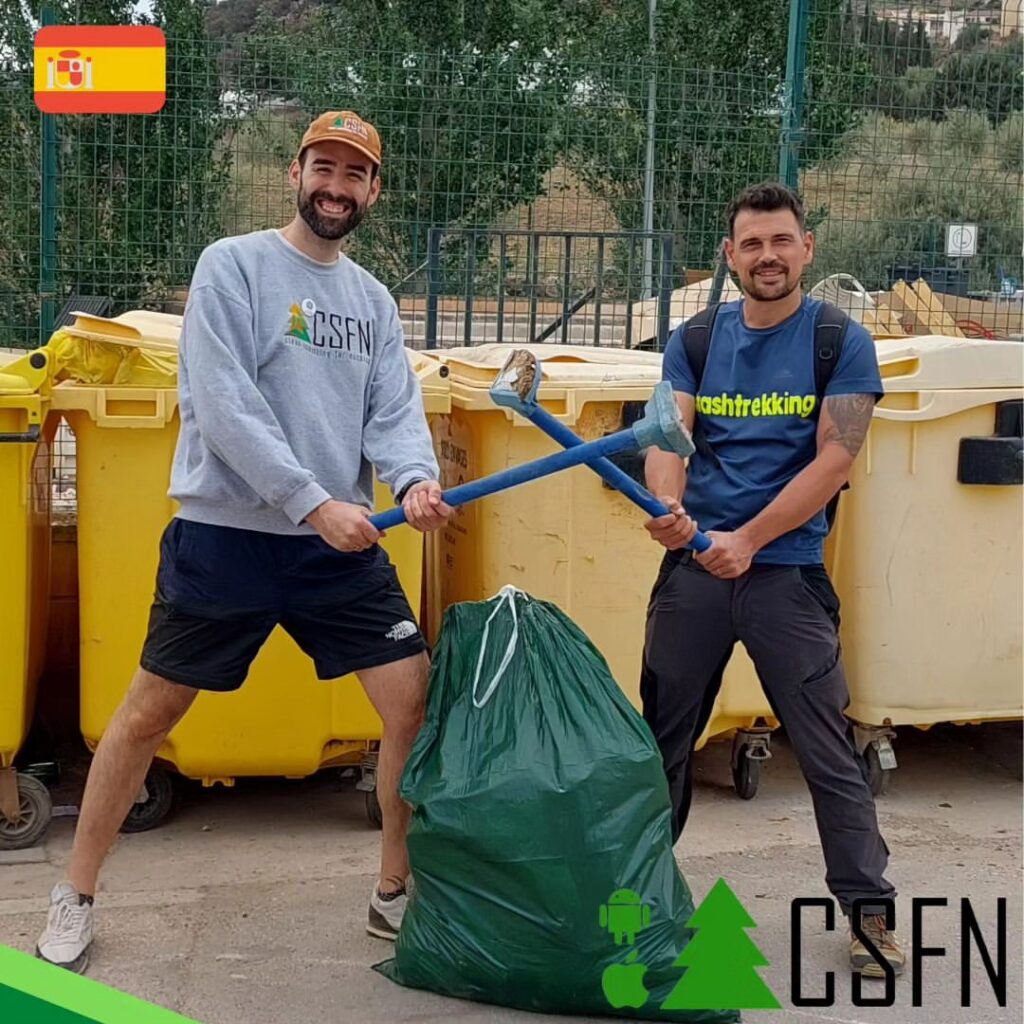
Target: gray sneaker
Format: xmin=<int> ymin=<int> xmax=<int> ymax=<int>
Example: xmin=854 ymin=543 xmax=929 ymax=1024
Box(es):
xmin=36 ymin=882 xmax=94 ymax=974
xmin=367 ymin=884 xmax=406 ymax=941
xmin=850 ymin=912 xmax=906 ymax=978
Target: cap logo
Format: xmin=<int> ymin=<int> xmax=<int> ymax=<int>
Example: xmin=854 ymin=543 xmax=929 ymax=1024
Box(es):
xmin=332 ymin=114 xmax=369 ymax=140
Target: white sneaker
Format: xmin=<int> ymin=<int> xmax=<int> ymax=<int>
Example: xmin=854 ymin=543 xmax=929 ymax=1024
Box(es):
xmin=367 ymin=883 xmax=406 ymax=941
xmin=36 ymin=882 xmax=94 ymax=974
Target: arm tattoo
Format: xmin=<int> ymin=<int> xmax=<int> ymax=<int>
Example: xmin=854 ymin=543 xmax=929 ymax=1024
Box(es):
xmin=821 ymin=394 xmax=874 ymax=457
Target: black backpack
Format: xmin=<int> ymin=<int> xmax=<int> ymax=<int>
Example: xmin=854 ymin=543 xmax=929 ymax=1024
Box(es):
xmin=679 ymin=299 xmax=852 ymax=531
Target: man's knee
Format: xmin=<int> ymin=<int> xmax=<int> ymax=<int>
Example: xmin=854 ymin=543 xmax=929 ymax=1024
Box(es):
xmin=385 ymin=694 xmax=425 ymax=744
xmin=118 ymin=669 xmax=197 ymax=744
xmin=361 ymin=653 xmax=428 ymax=742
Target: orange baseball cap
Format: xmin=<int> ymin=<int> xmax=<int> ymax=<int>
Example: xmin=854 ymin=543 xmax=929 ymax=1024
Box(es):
xmin=296 ymin=110 xmax=382 ymax=168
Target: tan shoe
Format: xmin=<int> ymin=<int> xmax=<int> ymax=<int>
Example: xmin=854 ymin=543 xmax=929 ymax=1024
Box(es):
xmin=850 ymin=913 xmax=906 ymax=977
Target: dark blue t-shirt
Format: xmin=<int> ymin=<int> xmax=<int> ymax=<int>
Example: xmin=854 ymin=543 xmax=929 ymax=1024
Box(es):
xmin=662 ymin=295 xmax=883 ymax=565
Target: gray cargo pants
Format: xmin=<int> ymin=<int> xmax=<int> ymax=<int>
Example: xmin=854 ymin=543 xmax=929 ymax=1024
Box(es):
xmin=640 ymin=549 xmax=896 ymax=915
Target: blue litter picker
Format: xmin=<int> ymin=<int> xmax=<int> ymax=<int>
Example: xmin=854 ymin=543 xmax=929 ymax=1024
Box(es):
xmin=371 ymin=351 xmax=710 ymax=554
xmin=488 ymin=349 xmax=711 ymax=553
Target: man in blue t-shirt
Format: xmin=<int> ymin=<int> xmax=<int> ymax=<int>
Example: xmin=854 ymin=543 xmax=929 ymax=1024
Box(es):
xmin=642 ymin=182 xmax=904 ymax=978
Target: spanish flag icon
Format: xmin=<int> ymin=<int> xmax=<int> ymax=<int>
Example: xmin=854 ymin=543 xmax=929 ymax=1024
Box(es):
xmin=34 ymin=25 xmax=166 ymax=114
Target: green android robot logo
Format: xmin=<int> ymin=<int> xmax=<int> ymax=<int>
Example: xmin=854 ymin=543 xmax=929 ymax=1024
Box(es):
xmin=596 ymin=879 xmax=781 ymax=1013
xmin=599 ymin=888 xmax=652 ymax=946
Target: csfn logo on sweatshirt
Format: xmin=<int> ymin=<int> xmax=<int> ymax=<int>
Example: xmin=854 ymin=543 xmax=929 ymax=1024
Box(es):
xmin=284 ymin=298 xmax=373 ymax=362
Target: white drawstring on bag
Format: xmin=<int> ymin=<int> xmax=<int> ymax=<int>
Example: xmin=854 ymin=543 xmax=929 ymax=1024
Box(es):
xmin=471 ymin=585 xmax=528 ymax=709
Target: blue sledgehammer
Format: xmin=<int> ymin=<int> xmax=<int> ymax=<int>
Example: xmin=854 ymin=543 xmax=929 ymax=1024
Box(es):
xmin=369 ymin=370 xmax=704 ymax=541
xmin=488 ymin=349 xmax=711 ymax=553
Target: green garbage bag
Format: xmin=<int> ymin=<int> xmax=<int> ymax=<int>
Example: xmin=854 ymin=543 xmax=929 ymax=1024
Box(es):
xmin=375 ymin=588 xmax=742 ymax=1022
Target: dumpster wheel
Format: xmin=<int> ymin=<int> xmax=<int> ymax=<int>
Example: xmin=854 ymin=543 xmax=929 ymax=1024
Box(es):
xmin=365 ymin=786 xmax=383 ymax=829
xmin=357 ymin=751 xmax=383 ymax=829
xmin=0 ymin=774 xmax=53 ymax=850
xmin=863 ymin=744 xmax=892 ymax=796
xmin=121 ymin=768 xmax=176 ymax=834
xmin=731 ymin=729 xmax=772 ymax=800
xmin=853 ymin=726 xmax=897 ymax=797
xmin=732 ymin=747 xmax=760 ymax=800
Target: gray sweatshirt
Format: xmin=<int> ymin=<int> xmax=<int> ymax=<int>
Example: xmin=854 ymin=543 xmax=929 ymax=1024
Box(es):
xmin=169 ymin=229 xmax=439 ymax=535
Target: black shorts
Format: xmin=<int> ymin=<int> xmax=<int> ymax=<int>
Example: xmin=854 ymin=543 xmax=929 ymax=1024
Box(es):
xmin=140 ymin=518 xmax=427 ymax=692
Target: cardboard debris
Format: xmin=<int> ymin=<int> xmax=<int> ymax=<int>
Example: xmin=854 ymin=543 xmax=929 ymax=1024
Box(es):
xmin=809 ymin=274 xmax=907 ymax=338
xmin=631 ymin=270 xmax=1021 ymax=347
xmin=889 ymin=279 xmax=965 ymax=338
xmin=916 ymin=293 xmax=1024 ymax=339
xmin=630 ymin=275 xmax=742 ymax=346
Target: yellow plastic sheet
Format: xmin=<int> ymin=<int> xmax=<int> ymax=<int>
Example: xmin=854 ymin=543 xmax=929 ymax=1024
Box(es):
xmin=46 ymin=328 xmax=179 ymax=387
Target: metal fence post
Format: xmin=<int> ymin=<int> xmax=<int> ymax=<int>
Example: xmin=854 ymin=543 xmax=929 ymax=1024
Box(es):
xmin=656 ymin=234 xmax=673 ymax=350
xmin=641 ymin=0 xmax=658 ymax=300
xmin=560 ymin=233 xmax=572 ymax=344
xmin=463 ymin=229 xmax=475 ymax=346
xmin=39 ymin=4 xmax=58 ymax=346
xmin=527 ymin=234 xmax=540 ymax=342
xmin=426 ymin=227 xmax=441 ymax=349
xmin=593 ymin=236 xmax=605 ymax=347
xmin=779 ymin=0 xmax=810 ymax=189
xmin=496 ymin=232 xmax=506 ymax=346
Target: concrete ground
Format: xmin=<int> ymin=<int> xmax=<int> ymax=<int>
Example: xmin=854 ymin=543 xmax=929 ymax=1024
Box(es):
xmin=1 ymin=722 xmax=1020 ymax=1024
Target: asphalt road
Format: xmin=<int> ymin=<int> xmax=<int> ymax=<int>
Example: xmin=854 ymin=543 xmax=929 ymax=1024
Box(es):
xmin=1 ymin=722 xmax=1020 ymax=1024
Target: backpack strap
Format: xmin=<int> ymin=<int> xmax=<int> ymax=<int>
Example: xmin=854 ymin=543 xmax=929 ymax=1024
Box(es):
xmin=682 ymin=302 xmax=721 ymax=392
xmin=681 ymin=303 xmax=723 ymax=467
xmin=813 ymin=301 xmax=853 ymax=531
xmin=812 ymin=300 xmax=850 ymax=406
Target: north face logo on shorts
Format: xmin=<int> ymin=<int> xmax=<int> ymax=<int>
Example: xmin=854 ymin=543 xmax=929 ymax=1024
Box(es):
xmin=386 ymin=620 xmax=419 ymax=642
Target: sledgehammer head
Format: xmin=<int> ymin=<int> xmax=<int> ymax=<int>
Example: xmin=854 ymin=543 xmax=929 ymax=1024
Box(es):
xmin=490 ymin=349 xmax=541 ymax=412
xmin=632 ymin=381 xmax=696 ymax=457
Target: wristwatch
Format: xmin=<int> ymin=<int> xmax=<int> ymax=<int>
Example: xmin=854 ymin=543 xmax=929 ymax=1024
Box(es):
xmin=396 ymin=479 xmax=427 ymax=504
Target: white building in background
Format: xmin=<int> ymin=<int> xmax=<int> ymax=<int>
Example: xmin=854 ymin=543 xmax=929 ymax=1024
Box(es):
xmin=1003 ymin=0 xmax=1022 ymax=36
xmin=875 ymin=5 xmax=1007 ymax=46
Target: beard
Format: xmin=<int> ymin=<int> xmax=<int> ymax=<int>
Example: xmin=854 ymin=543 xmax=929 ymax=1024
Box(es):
xmin=741 ymin=261 xmax=800 ymax=302
xmin=297 ymin=187 xmax=367 ymax=240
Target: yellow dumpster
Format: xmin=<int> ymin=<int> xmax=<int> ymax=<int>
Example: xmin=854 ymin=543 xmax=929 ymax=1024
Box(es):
xmin=831 ymin=335 xmax=1023 ymax=793
xmin=421 ymin=344 xmax=777 ymax=796
xmin=48 ymin=311 xmax=448 ymax=830
xmin=0 ymin=348 xmax=56 ymax=848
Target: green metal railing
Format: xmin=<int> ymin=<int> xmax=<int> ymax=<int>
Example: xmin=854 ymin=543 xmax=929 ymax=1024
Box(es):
xmin=424 ymin=228 xmax=675 ymax=349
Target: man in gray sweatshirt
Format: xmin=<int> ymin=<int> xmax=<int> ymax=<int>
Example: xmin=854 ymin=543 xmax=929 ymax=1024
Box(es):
xmin=38 ymin=111 xmax=450 ymax=973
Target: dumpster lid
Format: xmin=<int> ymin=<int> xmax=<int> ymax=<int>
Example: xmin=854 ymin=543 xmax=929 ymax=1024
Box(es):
xmin=62 ymin=310 xmax=181 ymax=352
xmin=44 ymin=309 xmax=181 ymax=389
xmin=430 ymin=343 xmax=663 ymax=389
xmin=49 ymin=310 xmax=447 ymax=398
xmin=406 ymin=350 xmax=450 ymax=413
xmin=406 ymin=350 xmax=447 ymax=390
xmin=877 ymin=335 xmax=1023 ymax=391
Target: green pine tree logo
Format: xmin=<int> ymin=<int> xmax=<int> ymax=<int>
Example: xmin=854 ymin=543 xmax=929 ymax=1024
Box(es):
xmin=286 ymin=303 xmax=311 ymax=343
xmin=660 ymin=878 xmax=781 ymax=1010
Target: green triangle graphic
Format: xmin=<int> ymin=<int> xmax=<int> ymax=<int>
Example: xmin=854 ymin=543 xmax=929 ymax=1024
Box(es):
xmin=0 ymin=945 xmax=201 ymax=1023
xmin=660 ymin=879 xmax=781 ymax=1011
xmin=1 ymin=983 xmax=97 ymax=1024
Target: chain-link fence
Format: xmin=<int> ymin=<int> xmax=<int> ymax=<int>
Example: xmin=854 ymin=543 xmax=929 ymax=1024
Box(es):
xmin=2 ymin=0 xmax=1022 ymax=350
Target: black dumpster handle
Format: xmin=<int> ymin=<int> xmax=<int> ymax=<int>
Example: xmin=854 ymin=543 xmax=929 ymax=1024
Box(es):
xmin=0 ymin=425 xmax=41 ymax=443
